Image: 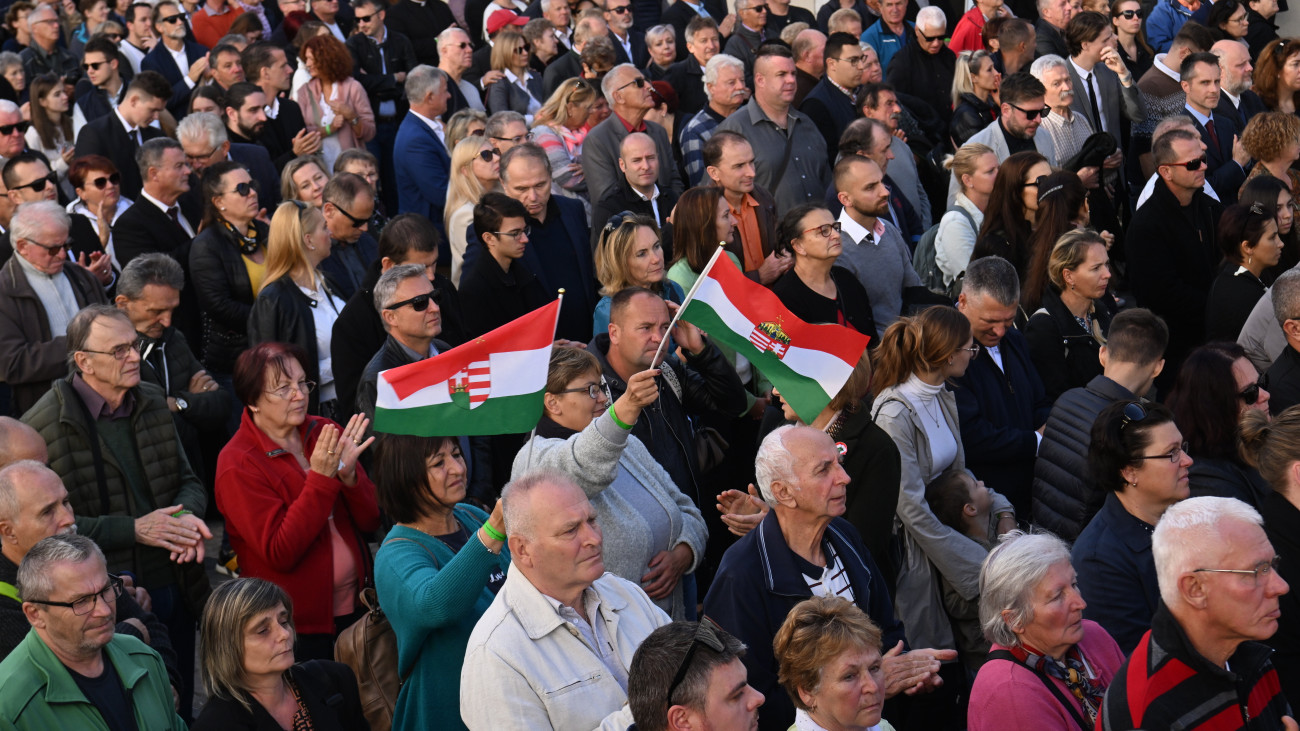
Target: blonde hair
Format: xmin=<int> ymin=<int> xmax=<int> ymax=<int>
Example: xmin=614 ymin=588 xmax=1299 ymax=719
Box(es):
xmin=533 ymin=77 xmax=598 ymax=129
xmin=445 ymin=136 xmax=493 ymax=234
xmin=279 ymin=155 xmax=326 ymax=205
xmin=1047 ymin=227 xmax=1107 ymax=290
xmin=952 ymin=49 xmax=993 ymax=106
xmin=945 ymin=142 xmax=995 ymax=191
xmin=595 ymin=213 xmax=661 ymax=296
xmin=491 ymin=29 xmax=527 ymax=72
xmin=199 ymin=578 xmax=295 ymax=713
xmin=773 ymin=596 xmax=883 ymax=711
xmin=264 ymin=200 xmax=325 ymax=285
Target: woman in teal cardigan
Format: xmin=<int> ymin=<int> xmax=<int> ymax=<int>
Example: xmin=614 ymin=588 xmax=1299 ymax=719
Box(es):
xmin=372 ymin=434 xmax=510 ymax=731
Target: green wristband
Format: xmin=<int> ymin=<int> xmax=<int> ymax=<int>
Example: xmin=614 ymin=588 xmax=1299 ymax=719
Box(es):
xmin=608 ymin=404 xmax=633 ymax=430
xmin=172 ymin=509 xmax=193 ymax=518
xmin=482 ymin=521 xmax=506 ymax=542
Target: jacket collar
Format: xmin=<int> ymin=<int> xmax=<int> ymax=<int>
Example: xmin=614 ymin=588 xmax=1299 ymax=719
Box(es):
xmin=1099 ymin=491 xmax=1156 ymax=551
xmin=501 ymin=568 xmax=630 ymax=641
xmin=1150 ymin=601 xmax=1275 ymax=683
xmin=1083 ymin=374 xmax=1136 ymax=401
xmin=753 ymin=510 xmax=874 ymax=597
xmin=20 ymin=632 xmax=151 ymax=705
xmin=242 ymin=408 xmax=327 ymax=460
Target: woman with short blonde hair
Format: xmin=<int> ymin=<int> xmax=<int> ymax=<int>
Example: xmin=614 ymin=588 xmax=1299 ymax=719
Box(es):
xmin=591 ymin=212 xmax=684 ymax=334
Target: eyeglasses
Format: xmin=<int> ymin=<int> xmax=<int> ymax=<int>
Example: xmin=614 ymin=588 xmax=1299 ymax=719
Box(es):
xmin=617 ymin=76 xmax=647 ymax=92
xmin=87 ymin=172 xmax=121 ymax=189
xmin=1134 ymin=440 xmax=1189 ymax=463
xmin=80 ymin=341 xmax=140 ymax=361
xmin=12 ymin=172 xmax=57 ymax=192
xmin=0 ymin=121 xmax=30 ymax=136
xmin=490 ymin=131 xmax=533 ymax=144
xmin=1193 ymin=556 xmax=1282 ymax=586
xmin=227 ymin=181 xmax=257 ymax=197
xmin=801 ymin=221 xmax=842 ymax=238
xmin=666 ymin=619 xmax=727 ymax=707
xmin=478 ymin=148 xmax=498 ymax=163
xmin=493 ymin=226 xmax=531 ymax=239
xmin=1118 ymin=400 xmax=1147 ymax=434
xmin=1163 ymin=155 xmax=1208 ymax=171
xmin=265 ymin=379 xmax=316 ymax=400
xmin=558 ymin=382 xmax=611 ymax=400
xmin=384 ymin=291 xmax=440 ymax=311
xmin=27 ymin=574 xmax=124 ymax=616
xmin=1117 ymin=8 xmax=1142 ymax=18
xmin=835 ymin=54 xmax=867 ymax=66
xmin=1008 ymin=102 xmax=1050 ymax=120
xmin=607 ymin=4 xmax=632 ymax=12
xmin=330 ymin=202 xmax=369 ymax=228
xmin=157 ymin=13 xmax=185 ymax=24
xmin=83 ymin=60 xmax=106 ymax=71
xmin=958 ymin=343 xmax=981 ymax=356
xmin=1241 ymin=373 xmax=1269 ymax=404
xmin=917 ymin=28 xmax=945 ymax=41
xmin=186 ymin=147 xmax=220 ymax=163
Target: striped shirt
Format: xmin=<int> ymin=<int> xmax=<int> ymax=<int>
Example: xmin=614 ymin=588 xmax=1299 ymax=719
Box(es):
xmin=801 ymin=542 xmax=856 ymax=603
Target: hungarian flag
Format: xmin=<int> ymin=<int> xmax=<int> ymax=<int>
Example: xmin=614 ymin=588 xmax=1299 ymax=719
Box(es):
xmin=373 ymin=300 xmax=560 ymax=437
xmin=679 ymin=255 xmax=871 ymax=424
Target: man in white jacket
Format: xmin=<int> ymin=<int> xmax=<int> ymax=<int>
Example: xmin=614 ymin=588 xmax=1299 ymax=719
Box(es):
xmin=460 ymin=469 xmax=671 ymax=730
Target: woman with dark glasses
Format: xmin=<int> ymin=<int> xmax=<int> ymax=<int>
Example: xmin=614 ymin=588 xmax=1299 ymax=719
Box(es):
xmin=1073 ymin=399 xmax=1190 ymax=654
xmin=189 ymin=160 xmax=270 ymax=397
xmin=68 ymin=154 xmax=129 ymax=259
xmin=1166 ymin=342 xmax=1273 ymax=508
xmin=1110 ymin=0 xmax=1153 ymax=79
xmin=445 ymin=136 xmax=500 ymax=287
xmin=249 ymin=200 xmax=346 ymax=419
xmin=972 ymin=151 xmax=1051 ymax=276
xmin=485 ymin=29 xmax=544 ymax=121
xmin=530 ymin=77 xmax=597 ymax=201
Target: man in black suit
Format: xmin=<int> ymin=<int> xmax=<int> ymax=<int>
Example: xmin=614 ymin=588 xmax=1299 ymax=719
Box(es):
xmin=1182 ymin=52 xmax=1247 ymax=204
xmin=140 ymin=1 xmax=209 ymax=118
xmin=385 ymin=0 xmax=457 ymax=66
xmin=73 ymin=37 xmax=129 ymax=131
xmin=542 ymin=15 xmax=605 ymax=97
xmin=663 ymin=0 xmax=731 ymax=61
xmin=1034 ymin=0 xmax=1071 ymax=58
xmin=73 ymin=71 xmax=169 ymax=202
xmin=176 ymin=110 xmax=280 ymax=210
xmin=589 ymin=132 xmax=678 ymax=252
xmin=1212 ymin=38 xmax=1267 ymax=130
xmin=800 ymin=32 xmax=863 ymax=163
xmin=605 ymin=0 xmax=648 ymax=68
xmin=663 ymin=16 xmax=719 ymax=128
xmin=243 ymin=42 xmax=319 ymax=172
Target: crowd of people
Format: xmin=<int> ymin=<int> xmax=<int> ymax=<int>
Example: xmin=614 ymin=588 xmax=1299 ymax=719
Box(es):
xmin=0 ymin=0 xmax=1295 ymax=727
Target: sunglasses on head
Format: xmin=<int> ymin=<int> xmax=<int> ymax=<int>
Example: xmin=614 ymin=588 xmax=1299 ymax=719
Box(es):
xmin=384 ymin=291 xmax=439 ymax=311
xmin=1241 ymin=373 xmax=1269 ymax=404
xmin=1164 ymin=155 xmax=1208 ymax=171
xmin=87 ymin=172 xmax=121 ymax=189
xmin=0 ymin=121 xmax=30 ymax=136
xmin=1118 ymin=8 xmax=1142 ymax=17
xmin=1008 ymin=102 xmax=1050 ymax=119
xmin=13 ymin=172 xmax=57 ymax=192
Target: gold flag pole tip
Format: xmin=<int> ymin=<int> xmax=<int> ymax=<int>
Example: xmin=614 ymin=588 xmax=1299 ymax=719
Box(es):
xmin=558 ymin=288 xmax=566 ymax=294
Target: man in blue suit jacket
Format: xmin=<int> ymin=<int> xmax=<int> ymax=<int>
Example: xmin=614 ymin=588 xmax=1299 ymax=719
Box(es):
xmin=798 ymin=32 xmax=863 ymax=163
xmin=140 ymin=0 xmax=209 ymax=117
xmin=394 ymin=65 xmax=452 ymax=239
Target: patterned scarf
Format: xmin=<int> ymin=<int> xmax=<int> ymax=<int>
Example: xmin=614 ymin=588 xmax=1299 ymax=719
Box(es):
xmin=1009 ymin=643 xmax=1107 ymax=726
xmin=221 ymin=219 xmax=261 ymax=256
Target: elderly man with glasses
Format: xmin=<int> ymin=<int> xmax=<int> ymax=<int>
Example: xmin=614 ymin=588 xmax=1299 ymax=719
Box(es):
xmin=722 ymin=0 xmax=766 ymax=76
xmin=885 ymin=6 xmax=958 ymax=129
xmin=583 ymin=63 xmax=682 ymax=206
xmin=2 ymin=153 xmax=111 ymax=284
xmin=20 ymin=303 xmax=210 ymax=717
xmin=0 ymin=533 xmax=185 ymax=730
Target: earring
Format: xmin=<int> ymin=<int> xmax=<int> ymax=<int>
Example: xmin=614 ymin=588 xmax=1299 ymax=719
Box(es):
xmin=1248 ymin=253 xmax=1253 ymax=266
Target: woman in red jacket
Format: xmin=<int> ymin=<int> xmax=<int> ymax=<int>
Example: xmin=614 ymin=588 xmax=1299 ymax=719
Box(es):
xmin=216 ymin=341 xmax=379 ymax=661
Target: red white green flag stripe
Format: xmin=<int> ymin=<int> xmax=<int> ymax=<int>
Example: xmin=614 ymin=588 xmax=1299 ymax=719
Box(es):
xmin=373 ymin=299 xmax=561 ymax=437
xmin=678 ymin=253 xmax=871 ymax=424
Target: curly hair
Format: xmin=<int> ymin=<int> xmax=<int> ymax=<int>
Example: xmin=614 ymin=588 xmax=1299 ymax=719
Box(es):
xmin=1241 ymin=111 xmax=1300 ymax=163
xmin=301 ymin=34 xmax=353 ymax=84
xmin=1253 ymin=38 xmax=1300 ymax=112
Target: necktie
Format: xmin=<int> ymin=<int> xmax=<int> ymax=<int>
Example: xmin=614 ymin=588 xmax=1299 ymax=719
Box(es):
xmin=132 ymin=129 xmax=142 ymax=147
xmin=1206 ymin=117 xmax=1221 ymax=152
xmin=863 ymin=230 xmax=875 ymax=246
xmin=1084 ymin=73 xmax=1102 ymax=131
xmin=166 ymin=206 xmax=182 ymax=228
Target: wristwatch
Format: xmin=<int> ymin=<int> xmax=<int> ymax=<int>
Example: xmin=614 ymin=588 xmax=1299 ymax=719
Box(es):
xmin=175 ymin=397 xmax=188 ymax=412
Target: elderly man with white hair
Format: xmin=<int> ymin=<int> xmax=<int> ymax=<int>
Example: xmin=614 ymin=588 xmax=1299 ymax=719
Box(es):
xmin=582 ymin=63 xmax=682 ymax=206
xmin=175 ymin=111 xmax=280 ymax=207
xmin=679 ymin=53 xmax=747 ymax=186
xmin=460 ymin=468 xmax=670 ymax=730
xmin=703 ymin=424 xmax=952 ymax=731
xmin=885 ymin=6 xmax=958 ymax=128
xmin=1100 ymin=496 xmax=1295 ymax=730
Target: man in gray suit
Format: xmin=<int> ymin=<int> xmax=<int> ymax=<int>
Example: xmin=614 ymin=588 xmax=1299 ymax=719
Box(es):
xmin=948 ymin=72 xmax=1058 ymax=204
xmin=581 ymin=63 xmax=682 ymax=206
xmin=1064 ymin=11 xmax=1146 ymax=146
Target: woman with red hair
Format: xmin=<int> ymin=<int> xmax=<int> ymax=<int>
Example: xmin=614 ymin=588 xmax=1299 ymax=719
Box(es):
xmin=295 ymin=34 xmax=374 ymax=170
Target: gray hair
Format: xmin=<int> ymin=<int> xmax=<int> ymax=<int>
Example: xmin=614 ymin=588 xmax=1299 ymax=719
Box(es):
xmin=540 ymin=0 xmax=564 ymax=12
xmin=1153 ymin=496 xmax=1264 ymax=607
xmin=916 ymin=5 xmax=946 ymax=30
xmin=66 ymin=304 xmax=131 ymax=374
xmin=436 ymin=26 xmax=470 ymax=49
xmin=484 ymin=110 xmax=527 ymax=140
xmin=11 ymin=200 xmax=69 ymax=249
xmin=963 ymin=255 xmax=1020 ymax=306
xmin=978 ymin=531 xmax=1073 ymax=647
xmin=18 ymin=533 xmax=104 ymax=603
xmin=1029 ymin=54 xmax=1069 ymax=82
xmin=135 ymin=137 xmax=183 ymax=182
xmin=373 ymin=263 xmax=428 ymax=315
xmin=645 ymin=24 xmax=674 ymax=45
xmin=754 ymin=425 xmax=798 ymax=504
xmin=0 ymin=460 xmax=52 ymax=527
xmin=499 ymin=142 xmax=551 ymax=184
xmin=1273 ymin=268 xmax=1300 ymax=326
xmin=405 ymin=65 xmax=447 ymax=105
xmin=601 ymin=63 xmax=639 ymax=105
xmin=0 ymin=53 xmax=20 ymax=77
xmin=118 ymin=253 xmax=185 ymax=300
xmin=501 ymin=467 xmax=580 ymax=540
xmin=703 ymin=53 xmax=744 ymax=101
xmin=176 ymin=111 xmax=228 ymax=150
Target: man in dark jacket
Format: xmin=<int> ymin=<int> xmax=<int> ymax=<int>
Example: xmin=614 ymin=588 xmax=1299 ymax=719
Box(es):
xmin=321 ymin=173 xmax=379 ymax=301
xmin=1101 ymin=496 xmax=1292 ymax=731
xmin=347 ymin=0 xmax=417 ymax=212
xmin=354 ymin=264 xmax=450 ymax=426
xmin=384 ymin=0 xmax=457 ymax=67
xmin=589 ymin=287 xmax=746 ymax=507
xmin=588 ymin=133 xmax=677 ymax=253
xmin=954 ymin=256 xmax=1052 ymax=517
xmin=1032 ymin=308 xmax=1168 ymax=541
xmin=73 ymin=72 xmax=170 ymax=203
xmin=799 ymin=32 xmax=862 ymax=163
xmin=884 ymin=7 xmax=957 ymax=128
xmin=1125 ymin=127 xmax=1221 ymax=390
xmin=703 ymin=425 xmax=949 ymax=731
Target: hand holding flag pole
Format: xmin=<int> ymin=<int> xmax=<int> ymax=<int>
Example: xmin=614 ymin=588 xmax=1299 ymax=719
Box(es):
xmin=650 ymin=242 xmax=728 ymax=369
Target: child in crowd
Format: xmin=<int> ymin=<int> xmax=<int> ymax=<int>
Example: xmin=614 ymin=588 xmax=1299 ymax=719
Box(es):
xmin=925 ymin=469 xmax=997 ymax=674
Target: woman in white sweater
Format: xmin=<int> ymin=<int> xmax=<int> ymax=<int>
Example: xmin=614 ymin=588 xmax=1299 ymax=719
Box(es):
xmin=935 ymin=143 xmax=998 ymax=289
xmin=870 ymin=305 xmax=1016 ymax=651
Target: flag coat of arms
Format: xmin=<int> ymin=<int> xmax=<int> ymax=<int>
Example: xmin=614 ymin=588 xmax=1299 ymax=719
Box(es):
xmin=373 ymin=300 xmax=560 ymax=436
xmin=678 ymin=254 xmax=871 ymax=424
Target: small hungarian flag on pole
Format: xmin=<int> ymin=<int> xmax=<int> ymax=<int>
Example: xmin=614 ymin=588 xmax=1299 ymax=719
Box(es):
xmin=373 ymin=299 xmax=561 ymax=437
xmin=677 ymin=251 xmax=871 ymax=424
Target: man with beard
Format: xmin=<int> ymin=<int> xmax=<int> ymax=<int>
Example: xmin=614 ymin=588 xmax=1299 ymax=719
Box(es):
xmin=832 ymin=118 xmax=923 ymax=247
xmin=242 ymin=42 xmax=317 ymax=173
xmin=948 ymin=72 xmax=1059 ymax=203
xmin=0 ymin=534 xmax=185 ymax=729
xmin=1212 ymin=39 xmax=1266 ymax=129
xmin=680 ymin=52 xmax=746 ymax=187
xmin=221 ymin=82 xmax=268 ymax=148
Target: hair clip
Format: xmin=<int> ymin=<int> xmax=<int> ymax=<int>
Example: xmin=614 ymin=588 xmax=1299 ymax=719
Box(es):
xmin=1249 ymin=201 xmax=1268 ymax=216
xmin=1038 ymin=183 xmax=1066 ymax=201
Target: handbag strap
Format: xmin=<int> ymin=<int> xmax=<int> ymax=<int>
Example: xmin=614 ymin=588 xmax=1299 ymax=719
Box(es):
xmin=986 ymin=649 xmax=1090 ymax=731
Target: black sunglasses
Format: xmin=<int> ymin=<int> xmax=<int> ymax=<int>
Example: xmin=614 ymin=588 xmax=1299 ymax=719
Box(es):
xmin=1118 ymin=8 xmax=1143 ymax=17
xmin=607 ymin=4 xmax=632 ymax=12
xmin=384 ymin=291 xmax=440 ymax=311
xmin=1164 ymin=155 xmax=1208 ymax=171
xmin=1241 ymin=373 xmax=1269 ymax=404
xmin=354 ymin=11 xmax=378 ymax=21
xmin=917 ymin=28 xmax=944 ymax=41
xmin=157 ymin=13 xmax=185 ymax=23
xmin=331 ymin=202 xmax=369 ymax=228
xmin=666 ymin=619 xmax=727 ymax=707
xmin=88 ymin=172 xmax=121 ymax=189
xmin=1008 ymin=102 xmax=1050 ymax=120
xmin=83 ymin=60 xmax=106 ymax=71
xmin=616 ymin=76 xmax=647 ymax=92
xmin=228 ymin=180 xmax=257 ymax=197
xmin=516 ymin=42 xmax=531 ymax=52
xmin=0 ymin=121 xmax=30 ymax=136
xmin=478 ymin=148 xmax=498 ymax=162
xmin=13 ymin=172 xmax=57 ymax=193
xmin=1118 ymin=401 xmax=1146 ymax=434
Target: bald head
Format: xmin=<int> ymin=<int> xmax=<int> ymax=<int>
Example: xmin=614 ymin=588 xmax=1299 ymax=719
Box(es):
xmin=618 ymin=132 xmax=659 ymax=192
xmin=792 ymin=28 xmax=827 ymax=74
xmin=0 ymin=460 xmax=75 ymax=561
xmin=0 ymin=417 xmax=46 ymax=468
xmin=1212 ymin=39 xmax=1253 ymax=95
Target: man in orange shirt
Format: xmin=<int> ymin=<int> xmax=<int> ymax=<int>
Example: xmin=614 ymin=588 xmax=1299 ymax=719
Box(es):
xmin=190 ymin=0 xmax=242 ymax=48
xmin=702 ymin=129 xmax=790 ymax=284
